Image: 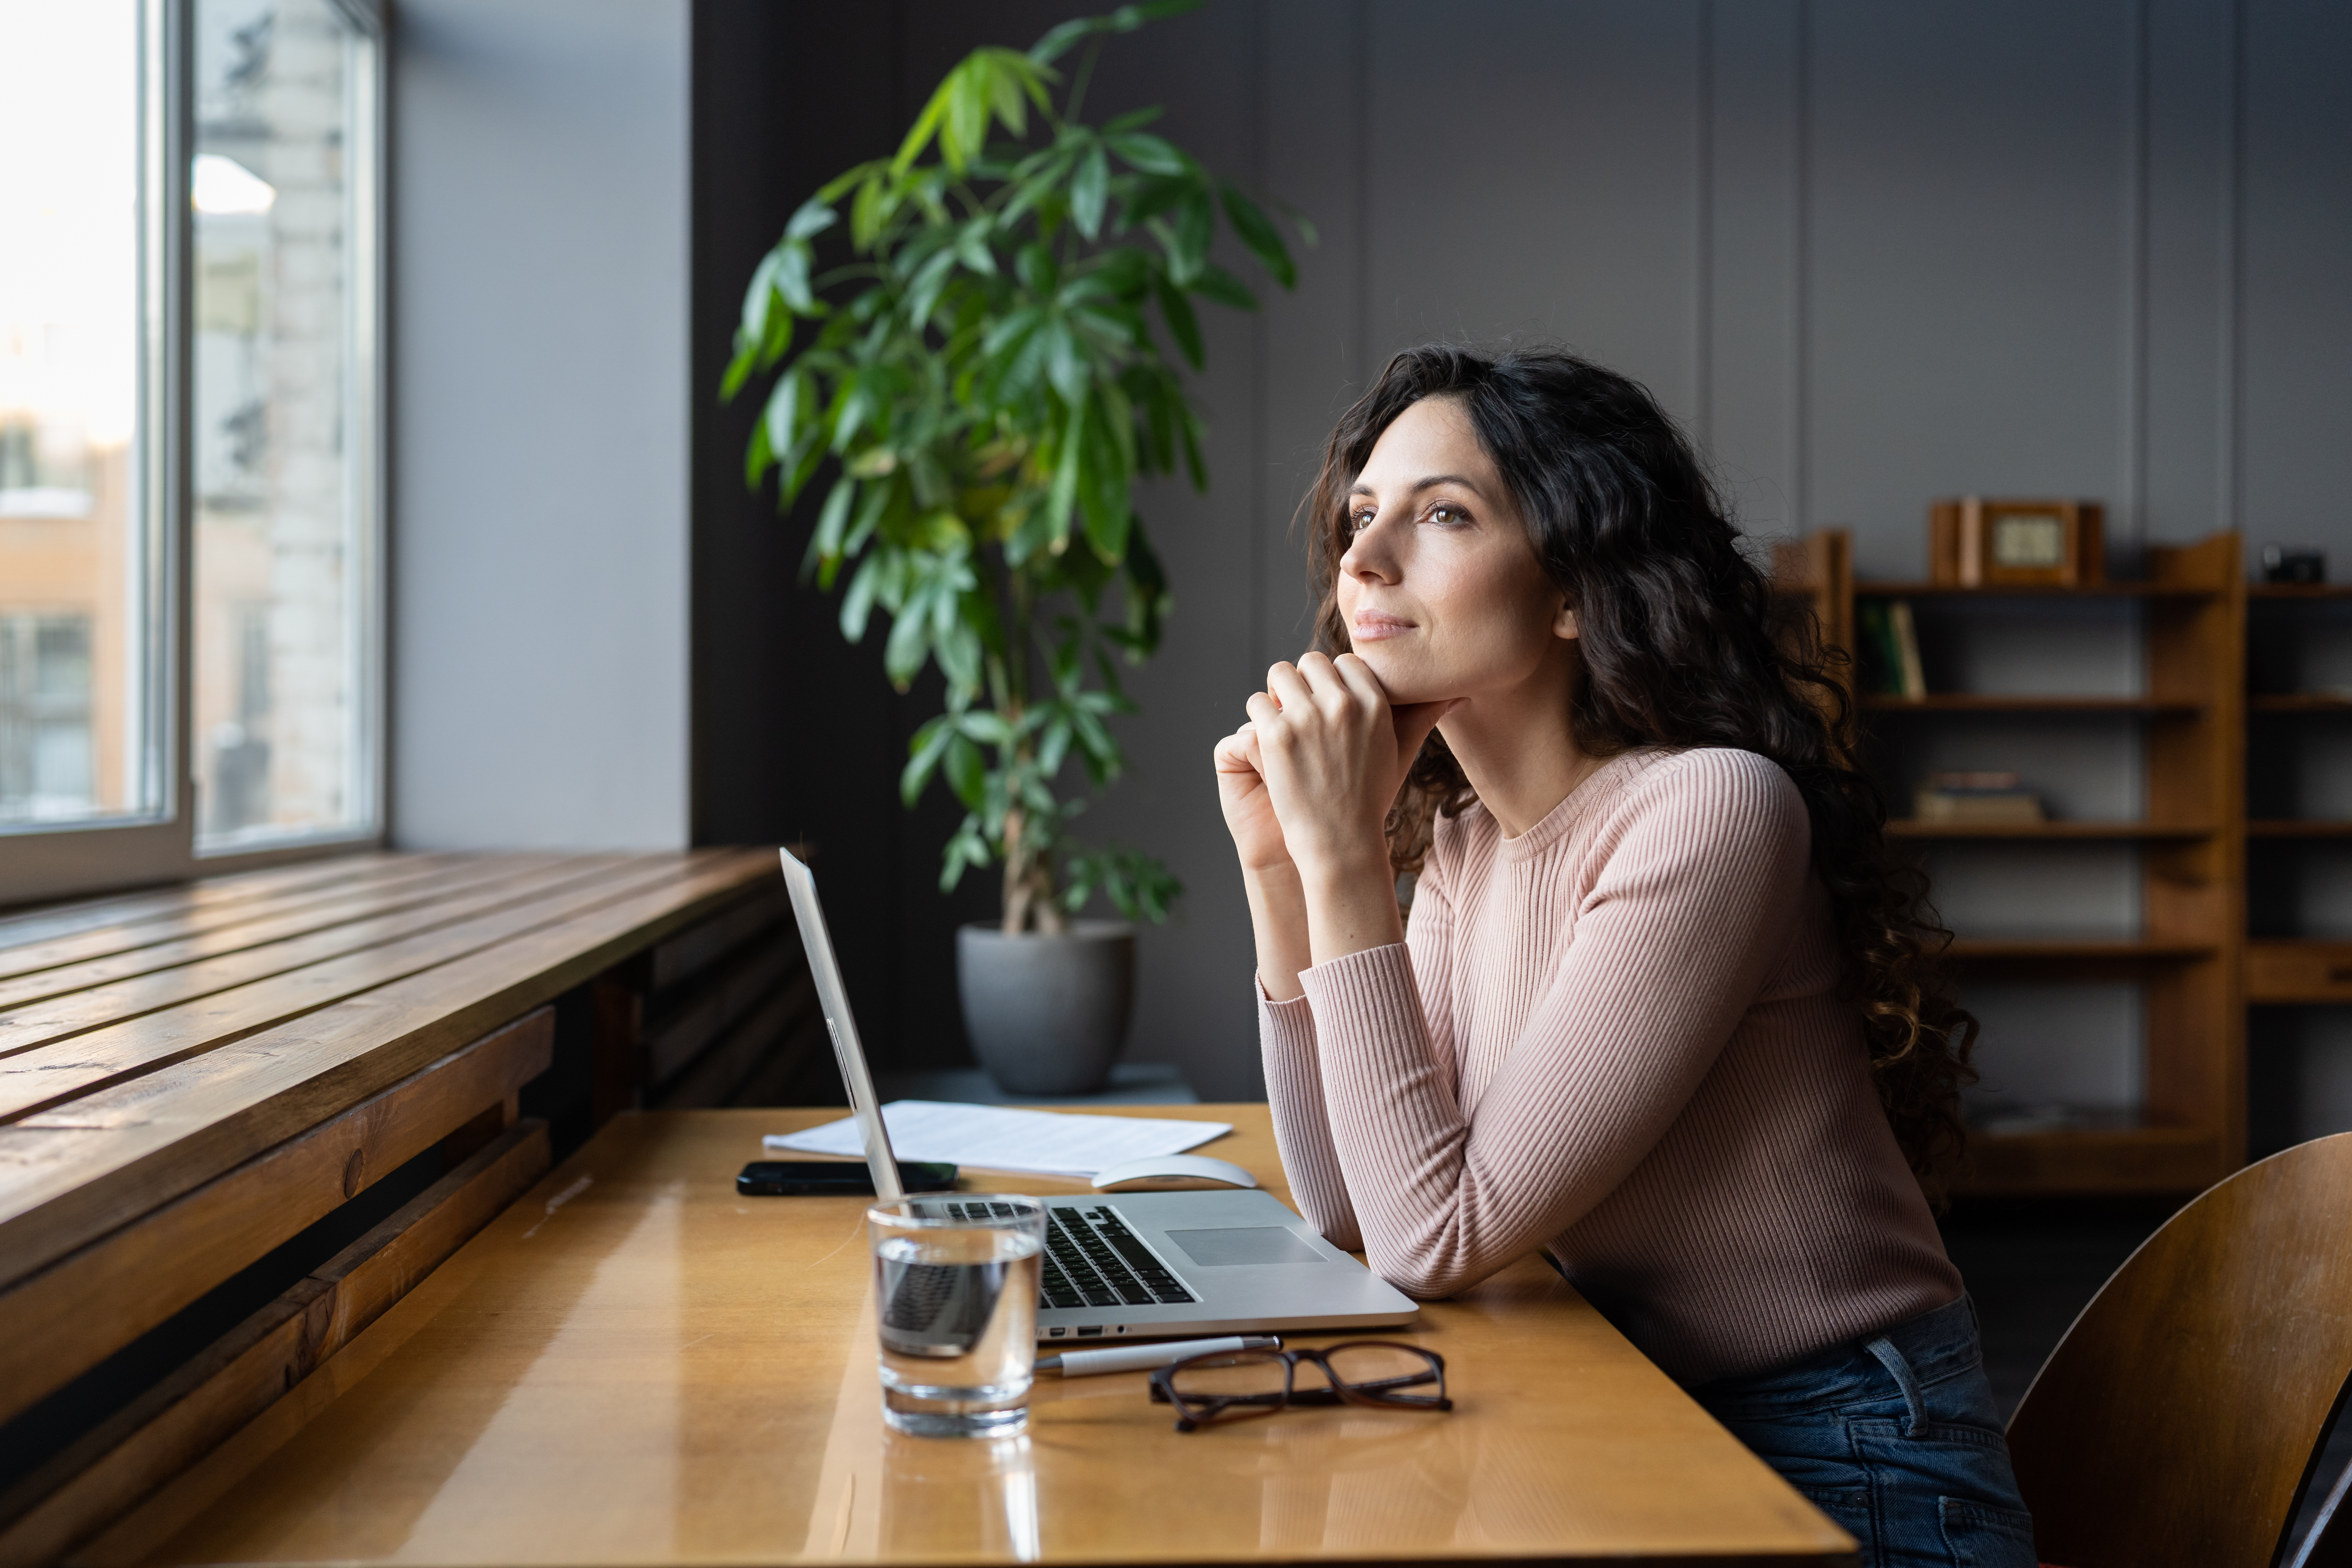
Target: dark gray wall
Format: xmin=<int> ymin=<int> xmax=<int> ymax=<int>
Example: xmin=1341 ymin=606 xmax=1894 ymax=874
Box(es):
xmin=694 ymin=1 xmax=2352 ymax=1119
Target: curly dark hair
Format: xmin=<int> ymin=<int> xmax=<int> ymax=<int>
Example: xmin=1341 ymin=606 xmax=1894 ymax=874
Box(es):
xmin=1306 ymin=343 xmax=1977 ymax=1205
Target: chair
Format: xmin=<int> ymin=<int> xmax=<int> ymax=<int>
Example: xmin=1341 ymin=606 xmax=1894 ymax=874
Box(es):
xmin=2292 ymin=1458 xmax=2350 ymax=1568
xmin=2005 ymin=1132 xmax=2352 ymax=1568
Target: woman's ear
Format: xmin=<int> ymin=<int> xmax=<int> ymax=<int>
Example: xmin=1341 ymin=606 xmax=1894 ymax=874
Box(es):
xmin=1554 ymin=602 xmax=1580 ymax=641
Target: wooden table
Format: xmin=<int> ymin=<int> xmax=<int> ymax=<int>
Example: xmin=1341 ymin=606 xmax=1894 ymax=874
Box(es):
xmin=86 ymin=1107 xmax=1854 ymax=1567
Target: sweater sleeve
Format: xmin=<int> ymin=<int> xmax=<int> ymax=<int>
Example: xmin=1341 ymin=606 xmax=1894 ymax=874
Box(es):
xmin=1297 ymin=750 xmax=1809 ymax=1298
xmin=1257 ymin=988 xmax=1361 ymax=1247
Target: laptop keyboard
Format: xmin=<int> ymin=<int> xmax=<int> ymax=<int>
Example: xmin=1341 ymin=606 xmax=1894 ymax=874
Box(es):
xmin=1040 ymin=1206 xmax=1198 ymax=1310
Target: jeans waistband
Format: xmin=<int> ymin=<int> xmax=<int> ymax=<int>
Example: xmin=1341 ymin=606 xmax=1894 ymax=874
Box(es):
xmin=1689 ymin=1292 xmax=1982 ymax=1416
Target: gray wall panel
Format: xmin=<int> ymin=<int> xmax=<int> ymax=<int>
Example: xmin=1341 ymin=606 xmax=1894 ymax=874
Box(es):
xmin=1362 ymin=1 xmax=1703 ymax=415
xmin=2242 ymin=0 xmax=2352 ymax=545
xmin=1806 ymin=1 xmax=2134 ymax=581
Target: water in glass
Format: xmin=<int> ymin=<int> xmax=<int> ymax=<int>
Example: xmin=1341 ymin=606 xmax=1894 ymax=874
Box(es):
xmin=869 ymin=1198 xmax=1043 ymax=1437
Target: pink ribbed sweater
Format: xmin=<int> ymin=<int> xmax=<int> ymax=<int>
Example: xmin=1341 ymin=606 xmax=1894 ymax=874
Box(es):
xmin=1259 ymin=746 xmax=1961 ymax=1386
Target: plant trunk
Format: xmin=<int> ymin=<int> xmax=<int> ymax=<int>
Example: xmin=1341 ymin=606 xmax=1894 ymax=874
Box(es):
xmin=1000 ymin=800 xmax=1065 ymax=935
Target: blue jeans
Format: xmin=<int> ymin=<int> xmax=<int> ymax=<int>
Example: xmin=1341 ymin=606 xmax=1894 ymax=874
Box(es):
xmin=1689 ymin=1294 xmax=2037 ymax=1568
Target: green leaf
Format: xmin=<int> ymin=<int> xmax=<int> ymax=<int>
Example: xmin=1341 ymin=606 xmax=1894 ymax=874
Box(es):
xmin=1218 ymin=183 xmax=1296 ymax=288
xmin=1122 ymin=174 xmax=1192 ymax=227
xmin=1070 ymin=143 xmax=1111 ymax=240
xmin=840 ymin=553 xmax=883 ymax=641
xmin=761 ymin=372 xmax=801 ymax=464
xmin=1046 ymin=396 xmax=1086 ymax=549
xmin=774 ymin=239 xmax=817 ymax=313
xmin=1152 ymin=272 xmax=1202 ymax=368
xmin=884 ymin=585 xmax=933 ymax=688
xmin=721 ymin=342 xmax=759 ymax=403
xmin=944 ymin=733 xmax=986 ymax=808
xmin=1107 ymin=132 xmax=1188 ymax=176
xmin=902 ymin=714 xmax=955 ymax=807
xmin=786 ymin=198 xmax=837 ymax=242
xmin=907 ymin=246 xmax=958 ymax=327
xmin=1189 ymin=262 xmax=1258 ymax=311
xmin=893 ymin=80 xmax=951 ymax=173
xmin=958 ymin=710 xmax=1014 ymax=745
xmin=942 ymin=55 xmax=993 ymax=171
xmin=956 ymin=218 xmax=998 ymax=275
xmin=1045 ymin=323 xmax=1090 ymax=408
xmin=744 ymin=410 xmax=774 ymax=488
xmin=813 ymin=476 xmax=857 ymax=563
xmin=1102 ymin=106 xmax=1164 ymax=134
xmin=1016 ymin=243 xmax=1058 ymax=298
xmin=1028 ymin=16 xmax=1095 ymax=65
xmin=1167 ymin=187 xmax=1213 ymax=283
xmin=1122 ymin=515 xmax=1172 ymax=654
xmin=736 ymin=249 xmax=783 ymax=348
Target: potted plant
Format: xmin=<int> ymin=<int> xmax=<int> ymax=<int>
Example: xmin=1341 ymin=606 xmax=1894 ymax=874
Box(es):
xmin=725 ymin=3 xmax=1307 ymax=1094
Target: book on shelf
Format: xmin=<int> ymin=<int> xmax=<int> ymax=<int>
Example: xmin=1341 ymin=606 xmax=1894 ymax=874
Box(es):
xmin=1913 ymin=770 xmax=2044 ymax=824
xmin=1854 ymin=598 xmax=1927 ymax=699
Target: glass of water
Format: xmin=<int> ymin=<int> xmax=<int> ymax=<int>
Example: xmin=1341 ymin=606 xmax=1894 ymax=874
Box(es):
xmin=867 ymin=1195 xmax=1045 ymax=1437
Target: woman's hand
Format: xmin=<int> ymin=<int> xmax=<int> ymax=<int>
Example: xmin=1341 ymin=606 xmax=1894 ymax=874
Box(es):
xmin=1247 ymin=652 xmax=1457 ymax=890
xmin=1212 ymin=722 xmax=1292 ymax=872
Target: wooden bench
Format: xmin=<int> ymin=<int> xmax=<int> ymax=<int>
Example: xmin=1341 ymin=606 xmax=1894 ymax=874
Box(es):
xmin=0 ymin=849 xmax=805 ymax=1565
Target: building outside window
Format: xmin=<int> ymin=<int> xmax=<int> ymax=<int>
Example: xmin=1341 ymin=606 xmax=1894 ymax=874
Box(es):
xmin=0 ymin=0 xmax=382 ymax=900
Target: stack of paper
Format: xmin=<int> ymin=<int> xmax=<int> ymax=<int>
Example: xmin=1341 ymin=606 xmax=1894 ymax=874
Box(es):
xmin=764 ymin=1100 xmax=1231 ymax=1179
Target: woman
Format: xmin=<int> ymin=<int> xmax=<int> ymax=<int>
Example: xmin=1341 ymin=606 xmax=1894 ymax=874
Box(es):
xmin=1212 ymin=345 xmax=2036 ymax=1566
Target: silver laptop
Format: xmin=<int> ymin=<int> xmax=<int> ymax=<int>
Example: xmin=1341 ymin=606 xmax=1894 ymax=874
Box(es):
xmin=779 ymin=848 xmax=1417 ymax=1344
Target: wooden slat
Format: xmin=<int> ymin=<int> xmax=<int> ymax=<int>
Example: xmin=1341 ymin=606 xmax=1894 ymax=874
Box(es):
xmin=0 ymin=853 xmax=414 ymax=949
xmin=0 ymin=855 xmax=483 ymax=984
xmin=648 ymin=879 xmax=791 ymax=992
xmin=0 ymin=849 xmax=775 ymax=1291
xmin=0 ymin=1011 xmax=555 ymax=1426
xmin=0 ymin=1121 xmax=550 ymax=1568
xmin=0 ymin=857 xmax=708 ymax=1122
xmin=0 ymin=855 xmax=626 ymax=1054
xmin=0 ymin=853 xmax=586 ymax=1013
xmin=644 ymin=931 xmax=800 ymax=1085
xmin=648 ymin=969 xmax=815 ymax=1109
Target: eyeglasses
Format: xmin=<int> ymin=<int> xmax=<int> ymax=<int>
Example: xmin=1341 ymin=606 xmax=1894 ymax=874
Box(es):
xmin=1147 ymin=1341 xmax=1451 ymax=1432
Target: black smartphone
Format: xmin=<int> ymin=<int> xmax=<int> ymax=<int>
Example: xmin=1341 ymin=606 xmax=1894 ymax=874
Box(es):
xmin=736 ymin=1160 xmax=958 ymax=1196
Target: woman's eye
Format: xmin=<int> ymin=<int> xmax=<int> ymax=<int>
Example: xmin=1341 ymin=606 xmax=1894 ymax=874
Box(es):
xmin=1349 ymin=508 xmax=1376 ymax=533
xmin=1426 ymin=503 xmax=1467 ymax=526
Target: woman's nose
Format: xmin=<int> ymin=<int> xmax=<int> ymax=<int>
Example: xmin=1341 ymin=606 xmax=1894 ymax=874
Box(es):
xmin=1341 ymin=514 xmax=1402 ymax=583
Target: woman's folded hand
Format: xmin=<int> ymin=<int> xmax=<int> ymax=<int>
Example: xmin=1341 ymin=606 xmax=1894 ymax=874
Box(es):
xmin=1246 ymin=652 xmax=1456 ymax=889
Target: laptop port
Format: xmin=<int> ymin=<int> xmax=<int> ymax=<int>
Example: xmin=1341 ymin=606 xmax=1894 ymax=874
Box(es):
xmin=1076 ymin=1326 xmax=1103 ymax=1337
xmin=1048 ymin=1327 xmax=1065 ymax=1336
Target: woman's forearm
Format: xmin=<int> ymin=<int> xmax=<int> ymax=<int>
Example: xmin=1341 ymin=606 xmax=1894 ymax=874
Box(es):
xmin=1300 ymin=848 xmax=1407 ymax=971
xmin=1243 ymin=862 xmax=1314 ymax=1002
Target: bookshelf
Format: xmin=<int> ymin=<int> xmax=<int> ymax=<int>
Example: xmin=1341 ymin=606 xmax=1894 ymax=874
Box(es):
xmin=2244 ymin=583 xmax=2352 ymax=1022
xmin=1775 ymin=530 xmax=2245 ymax=1195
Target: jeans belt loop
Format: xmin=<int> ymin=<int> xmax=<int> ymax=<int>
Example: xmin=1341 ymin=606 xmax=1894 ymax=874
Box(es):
xmin=1863 ymin=1334 xmax=1927 ymax=1437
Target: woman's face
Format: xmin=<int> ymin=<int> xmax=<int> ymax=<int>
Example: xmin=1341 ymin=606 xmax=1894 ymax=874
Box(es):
xmin=1335 ymin=396 xmax=1575 ymax=706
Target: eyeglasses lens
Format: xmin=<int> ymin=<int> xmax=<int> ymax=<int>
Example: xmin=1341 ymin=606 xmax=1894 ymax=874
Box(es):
xmin=1167 ymin=1352 xmax=1289 ymax=1406
xmin=1323 ymin=1343 xmax=1442 ymax=1401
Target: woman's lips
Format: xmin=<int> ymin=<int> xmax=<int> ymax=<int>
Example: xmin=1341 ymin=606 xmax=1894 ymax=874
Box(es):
xmin=1351 ymin=612 xmax=1416 ymax=642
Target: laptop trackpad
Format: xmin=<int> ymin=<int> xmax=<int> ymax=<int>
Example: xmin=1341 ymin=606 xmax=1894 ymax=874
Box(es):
xmin=1165 ymin=1227 xmax=1326 ymax=1267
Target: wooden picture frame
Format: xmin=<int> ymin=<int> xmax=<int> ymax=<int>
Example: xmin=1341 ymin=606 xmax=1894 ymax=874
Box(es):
xmin=1929 ymin=497 xmax=2105 ymax=588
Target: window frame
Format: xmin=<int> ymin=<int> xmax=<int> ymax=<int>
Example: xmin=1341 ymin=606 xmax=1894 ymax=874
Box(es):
xmin=1 ymin=0 xmax=388 ymax=907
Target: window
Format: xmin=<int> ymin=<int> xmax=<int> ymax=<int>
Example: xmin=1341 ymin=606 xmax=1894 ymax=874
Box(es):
xmin=0 ymin=0 xmax=383 ymax=902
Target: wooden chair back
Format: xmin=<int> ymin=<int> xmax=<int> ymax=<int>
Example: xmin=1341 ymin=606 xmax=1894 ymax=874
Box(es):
xmin=2006 ymin=1132 xmax=2352 ymax=1568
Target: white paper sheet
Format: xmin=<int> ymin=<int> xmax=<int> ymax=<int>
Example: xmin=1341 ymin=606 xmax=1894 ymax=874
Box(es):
xmin=763 ymin=1100 xmax=1231 ymax=1178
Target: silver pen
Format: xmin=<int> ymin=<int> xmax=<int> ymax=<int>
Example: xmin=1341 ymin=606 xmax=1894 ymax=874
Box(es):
xmin=1038 ymin=1334 xmax=1281 ymax=1376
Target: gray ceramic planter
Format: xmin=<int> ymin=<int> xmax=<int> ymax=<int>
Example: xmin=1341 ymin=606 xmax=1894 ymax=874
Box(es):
xmin=956 ymin=920 xmax=1136 ymax=1096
